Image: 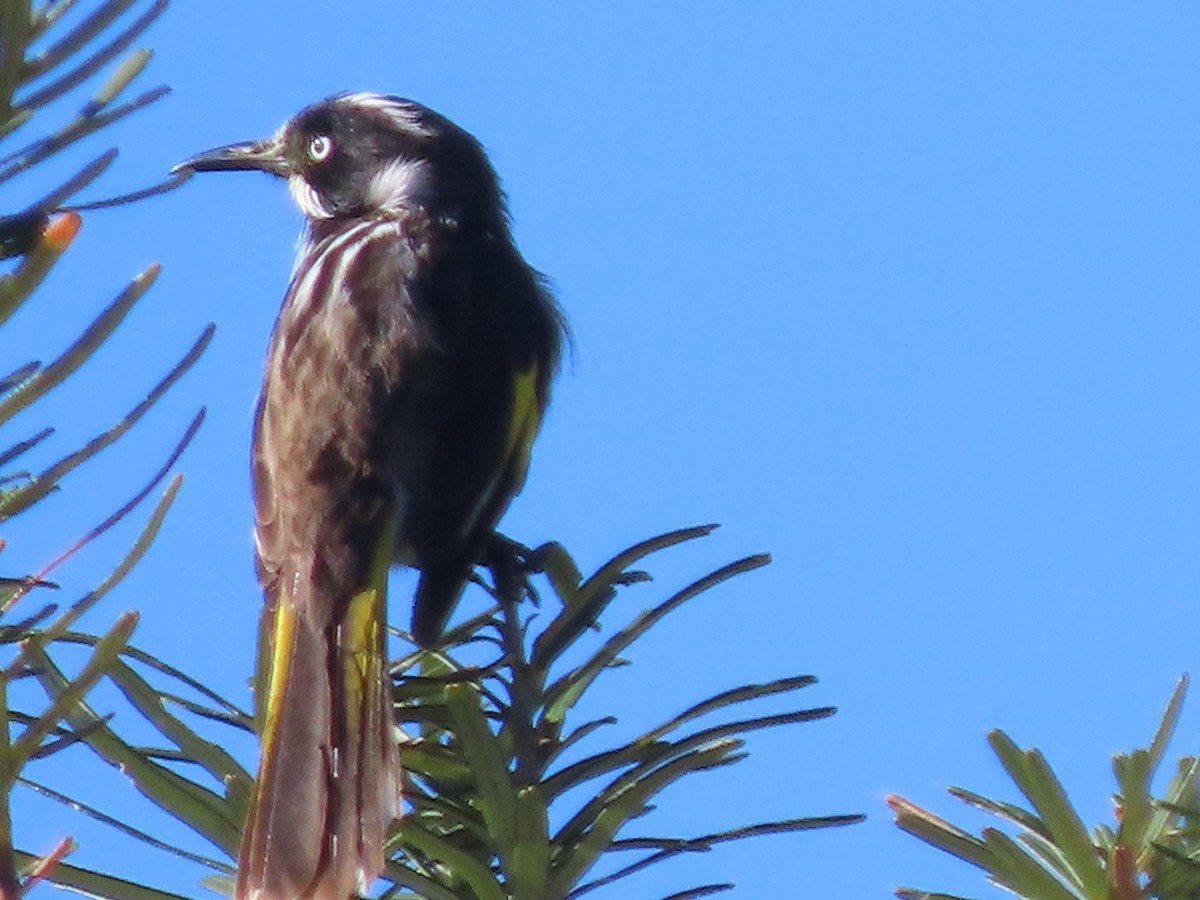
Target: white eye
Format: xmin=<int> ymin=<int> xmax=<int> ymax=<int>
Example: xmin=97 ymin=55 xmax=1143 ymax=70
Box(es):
xmin=307 ymin=134 xmax=333 ymax=162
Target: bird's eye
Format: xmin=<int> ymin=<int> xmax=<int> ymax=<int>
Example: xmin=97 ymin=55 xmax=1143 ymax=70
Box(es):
xmin=307 ymin=134 xmax=333 ymax=162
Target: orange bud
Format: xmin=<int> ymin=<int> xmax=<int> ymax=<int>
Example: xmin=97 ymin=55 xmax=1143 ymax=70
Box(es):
xmin=41 ymin=211 xmax=81 ymax=251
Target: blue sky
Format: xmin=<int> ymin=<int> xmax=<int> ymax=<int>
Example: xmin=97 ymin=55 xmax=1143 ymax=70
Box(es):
xmin=7 ymin=3 xmax=1200 ymax=898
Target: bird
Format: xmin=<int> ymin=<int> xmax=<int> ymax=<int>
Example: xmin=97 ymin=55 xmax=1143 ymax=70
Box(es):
xmin=177 ymin=92 xmax=565 ymax=900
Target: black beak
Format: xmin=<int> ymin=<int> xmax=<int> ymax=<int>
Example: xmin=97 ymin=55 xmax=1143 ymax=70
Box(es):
xmin=173 ymin=136 xmax=290 ymax=177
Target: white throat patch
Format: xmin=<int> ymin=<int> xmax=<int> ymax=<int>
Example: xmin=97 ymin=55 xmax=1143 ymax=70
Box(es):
xmin=288 ymin=175 xmax=334 ymax=220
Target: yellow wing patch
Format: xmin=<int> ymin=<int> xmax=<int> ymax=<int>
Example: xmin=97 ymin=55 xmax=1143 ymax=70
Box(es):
xmin=260 ymin=596 xmax=298 ymax=754
xmin=455 ymin=364 xmax=542 ymax=544
xmin=341 ymin=514 xmax=397 ymax=737
xmin=505 ymin=364 xmax=541 ymax=477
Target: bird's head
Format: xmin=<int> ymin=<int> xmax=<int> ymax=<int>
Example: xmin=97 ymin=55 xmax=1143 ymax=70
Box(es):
xmin=178 ymin=92 xmax=505 ymax=226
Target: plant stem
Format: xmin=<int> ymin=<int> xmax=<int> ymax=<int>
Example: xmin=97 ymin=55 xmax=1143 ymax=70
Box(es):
xmin=0 ymin=671 xmax=21 ymax=898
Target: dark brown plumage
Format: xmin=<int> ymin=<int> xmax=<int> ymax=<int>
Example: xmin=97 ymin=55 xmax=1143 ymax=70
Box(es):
xmin=179 ymin=92 xmax=563 ymax=900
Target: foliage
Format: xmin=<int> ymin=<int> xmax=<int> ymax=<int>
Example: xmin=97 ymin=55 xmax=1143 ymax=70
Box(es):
xmin=34 ymin=525 xmax=861 ymax=898
xmin=889 ymin=676 xmax=1200 ymax=900
xmin=0 ymin=4 xmax=857 ymax=898
xmin=0 ymin=0 xmax=208 ymax=895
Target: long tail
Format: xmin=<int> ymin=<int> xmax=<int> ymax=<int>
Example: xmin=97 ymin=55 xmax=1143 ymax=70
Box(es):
xmin=236 ymin=553 xmax=401 ymax=899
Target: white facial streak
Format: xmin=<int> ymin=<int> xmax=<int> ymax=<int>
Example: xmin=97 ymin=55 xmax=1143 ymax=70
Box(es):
xmin=365 ymin=159 xmax=429 ymax=212
xmin=341 ymin=92 xmax=434 ymax=137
